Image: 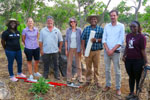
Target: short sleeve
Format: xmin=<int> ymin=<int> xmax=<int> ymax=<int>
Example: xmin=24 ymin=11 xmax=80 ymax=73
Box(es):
xmin=58 ymin=29 xmax=63 ymax=42
xmin=22 ymin=29 xmax=26 ymax=36
xmin=81 ymin=28 xmax=86 ymax=40
xmin=2 ymin=31 xmax=8 ymax=41
xmin=39 ymin=30 xmax=43 ymax=42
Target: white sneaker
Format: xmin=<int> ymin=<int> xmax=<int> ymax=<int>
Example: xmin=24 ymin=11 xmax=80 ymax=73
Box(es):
xmin=27 ymin=75 xmax=37 ymax=82
xmin=34 ymin=72 xmax=42 ymax=77
xmin=10 ymin=76 xmax=18 ymax=82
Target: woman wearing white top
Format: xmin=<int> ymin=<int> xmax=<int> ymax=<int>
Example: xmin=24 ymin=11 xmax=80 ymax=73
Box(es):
xmin=65 ymin=17 xmax=82 ymax=85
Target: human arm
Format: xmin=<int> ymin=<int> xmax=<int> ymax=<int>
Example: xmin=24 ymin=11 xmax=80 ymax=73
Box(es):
xmin=39 ymin=41 xmax=44 ymax=56
xmin=141 ymin=49 xmax=148 ymax=65
xmin=1 ymin=39 xmax=6 ymax=49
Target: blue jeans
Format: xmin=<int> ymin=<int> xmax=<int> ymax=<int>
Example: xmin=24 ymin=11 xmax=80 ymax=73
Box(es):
xmin=5 ymin=50 xmax=22 ymax=77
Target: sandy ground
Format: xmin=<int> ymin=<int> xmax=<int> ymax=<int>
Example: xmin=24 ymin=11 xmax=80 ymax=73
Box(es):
xmin=0 ymin=39 xmax=150 ymax=100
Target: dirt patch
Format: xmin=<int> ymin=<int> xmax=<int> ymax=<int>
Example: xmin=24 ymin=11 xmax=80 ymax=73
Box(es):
xmin=0 ymin=39 xmax=150 ymax=100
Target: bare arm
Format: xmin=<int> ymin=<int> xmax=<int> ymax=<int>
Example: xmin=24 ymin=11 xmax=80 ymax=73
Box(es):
xmin=1 ymin=39 xmax=6 ymax=49
xmin=59 ymin=41 xmax=63 ymax=53
xmin=81 ymin=40 xmax=85 ymax=55
xmin=22 ymin=35 xmax=26 ymax=45
xmin=39 ymin=41 xmax=43 ymax=56
xmin=141 ymin=49 xmax=148 ymax=65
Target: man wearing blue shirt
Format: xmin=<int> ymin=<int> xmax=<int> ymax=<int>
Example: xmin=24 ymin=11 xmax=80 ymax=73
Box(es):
xmin=39 ymin=16 xmax=63 ymax=80
xmin=81 ymin=15 xmax=103 ymax=88
xmin=102 ymin=10 xmax=125 ymax=95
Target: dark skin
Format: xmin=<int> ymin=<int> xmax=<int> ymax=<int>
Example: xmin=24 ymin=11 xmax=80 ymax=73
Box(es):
xmin=122 ymin=22 xmax=148 ymax=66
xmin=1 ymin=21 xmax=17 ymax=49
xmin=81 ymin=17 xmax=102 ymax=55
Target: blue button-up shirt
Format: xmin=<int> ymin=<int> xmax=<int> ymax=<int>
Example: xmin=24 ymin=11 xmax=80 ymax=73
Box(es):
xmin=81 ymin=25 xmax=103 ymax=51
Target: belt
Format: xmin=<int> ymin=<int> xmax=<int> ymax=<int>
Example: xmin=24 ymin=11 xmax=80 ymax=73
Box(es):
xmin=114 ymin=50 xmax=120 ymax=53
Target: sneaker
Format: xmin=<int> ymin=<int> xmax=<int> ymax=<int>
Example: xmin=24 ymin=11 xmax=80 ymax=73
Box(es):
xmin=34 ymin=72 xmax=42 ymax=77
xmin=10 ymin=77 xmax=18 ymax=82
xmin=102 ymin=86 xmax=111 ymax=92
xmin=116 ymin=89 xmax=121 ymax=96
xmin=18 ymin=73 xmax=26 ymax=78
xmin=126 ymin=93 xmax=135 ymax=100
xmin=27 ymin=75 xmax=37 ymax=82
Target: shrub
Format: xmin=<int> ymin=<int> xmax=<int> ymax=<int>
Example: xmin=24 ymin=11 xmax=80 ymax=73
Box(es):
xmin=29 ymin=77 xmax=50 ymax=94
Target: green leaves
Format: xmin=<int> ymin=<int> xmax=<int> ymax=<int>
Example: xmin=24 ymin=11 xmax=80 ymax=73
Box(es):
xmin=29 ymin=77 xmax=50 ymax=95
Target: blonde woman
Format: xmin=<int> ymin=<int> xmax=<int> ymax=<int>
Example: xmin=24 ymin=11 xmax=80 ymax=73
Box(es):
xmin=22 ymin=18 xmax=41 ymax=82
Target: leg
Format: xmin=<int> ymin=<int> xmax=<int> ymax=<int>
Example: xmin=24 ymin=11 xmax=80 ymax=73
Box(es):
xmin=104 ymin=50 xmax=111 ymax=87
xmin=24 ymin=48 xmax=33 ymax=75
xmin=112 ymin=53 xmax=121 ymax=90
xmin=125 ymin=59 xmax=135 ymax=93
xmin=133 ymin=59 xmax=144 ymax=93
xmin=52 ymin=53 xmax=60 ymax=79
xmin=92 ymin=50 xmax=100 ymax=84
xmin=67 ymin=48 xmax=74 ymax=81
xmin=85 ymin=51 xmax=93 ymax=83
xmin=15 ymin=50 xmax=23 ymax=74
xmin=75 ymin=50 xmax=82 ymax=81
xmin=33 ymin=47 xmax=40 ymax=73
xmin=42 ymin=54 xmax=50 ymax=79
xmin=5 ymin=50 xmax=15 ymax=77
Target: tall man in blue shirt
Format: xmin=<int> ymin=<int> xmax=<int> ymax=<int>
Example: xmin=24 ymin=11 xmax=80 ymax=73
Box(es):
xmin=81 ymin=15 xmax=103 ymax=88
xmin=39 ymin=16 xmax=63 ymax=80
xmin=102 ymin=10 xmax=125 ymax=95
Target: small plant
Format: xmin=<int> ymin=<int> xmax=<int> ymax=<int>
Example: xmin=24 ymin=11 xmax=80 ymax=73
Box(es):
xmin=34 ymin=94 xmax=43 ymax=100
xmin=29 ymin=77 xmax=50 ymax=94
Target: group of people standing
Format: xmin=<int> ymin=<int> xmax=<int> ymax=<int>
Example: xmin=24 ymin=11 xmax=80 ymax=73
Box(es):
xmin=1 ymin=9 xmax=148 ymax=98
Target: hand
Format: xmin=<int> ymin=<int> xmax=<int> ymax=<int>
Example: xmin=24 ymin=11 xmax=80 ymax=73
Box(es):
xmin=40 ymin=50 xmax=44 ymax=56
xmin=91 ymin=38 xmax=96 ymax=43
xmin=122 ymin=56 xmax=126 ymax=62
xmin=79 ymin=52 xmax=82 ymax=57
xmin=59 ymin=48 xmax=62 ymax=53
xmin=65 ymin=50 xmax=68 ymax=57
xmin=82 ymin=49 xmax=85 ymax=56
xmin=107 ymin=49 xmax=114 ymax=56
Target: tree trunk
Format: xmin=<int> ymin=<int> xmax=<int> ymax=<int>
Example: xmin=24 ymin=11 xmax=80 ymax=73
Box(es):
xmin=135 ymin=0 xmax=142 ymax=21
xmin=77 ymin=0 xmax=82 ymax=28
xmin=99 ymin=0 xmax=111 ymax=25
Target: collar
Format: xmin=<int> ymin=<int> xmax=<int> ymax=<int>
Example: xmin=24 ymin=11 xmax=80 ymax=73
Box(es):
xmin=46 ymin=26 xmax=57 ymax=32
xmin=26 ymin=27 xmax=36 ymax=31
xmin=89 ymin=25 xmax=98 ymax=29
xmin=110 ymin=22 xmax=119 ymax=26
xmin=69 ymin=27 xmax=78 ymax=30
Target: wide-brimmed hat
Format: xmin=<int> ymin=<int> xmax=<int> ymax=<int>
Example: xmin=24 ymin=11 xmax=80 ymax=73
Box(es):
xmin=86 ymin=14 xmax=100 ymax=23
xmin=6 ymin=18 xmax=19 ymax=26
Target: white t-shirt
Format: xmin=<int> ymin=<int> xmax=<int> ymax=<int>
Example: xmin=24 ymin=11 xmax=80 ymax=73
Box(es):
xmin=70 ymin=32 xmax=77 ymax=48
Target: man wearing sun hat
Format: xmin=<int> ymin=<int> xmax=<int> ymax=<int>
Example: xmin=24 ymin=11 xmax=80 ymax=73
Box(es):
xmin=39 ymin=16 xmax=63 ymax=80
xmin=81 ymin=14 xmax=103 ymax=88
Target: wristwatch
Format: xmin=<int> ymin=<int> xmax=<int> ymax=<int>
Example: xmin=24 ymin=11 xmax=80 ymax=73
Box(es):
xmin=96 ymin=39 xmax=98 ymax=43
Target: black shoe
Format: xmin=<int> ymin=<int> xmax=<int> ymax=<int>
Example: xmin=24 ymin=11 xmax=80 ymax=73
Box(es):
xmin=126 ymin=93 xmax=135 ymax=100
xmin=43 ymin=75 xmax=48 ymax=79
xmin=55 ymin=77 xmax=60 ymax=80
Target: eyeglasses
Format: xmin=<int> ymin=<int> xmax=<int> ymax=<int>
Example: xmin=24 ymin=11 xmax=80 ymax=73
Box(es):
xmin=70 ymin=21 xmax=76 ymax=23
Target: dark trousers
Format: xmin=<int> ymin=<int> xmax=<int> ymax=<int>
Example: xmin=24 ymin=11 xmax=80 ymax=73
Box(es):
xmin=5 ymin=50 xmax=22 ymax=77
xmin=42 ymin=53 xmax=59 ymax=79
xmin=125 ymin=59 xmax=144 ymax=93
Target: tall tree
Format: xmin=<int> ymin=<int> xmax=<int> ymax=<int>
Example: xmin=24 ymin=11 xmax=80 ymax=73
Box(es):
xmin=76 ymin=0 xmax=95 ymax=28
xmin=99 ymin=0 xmax=111 ymax=25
